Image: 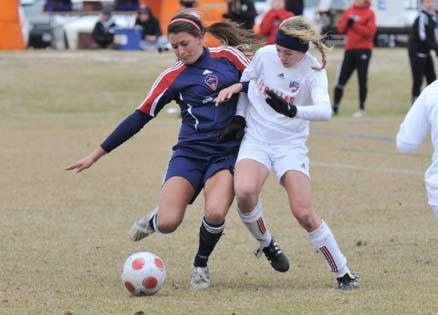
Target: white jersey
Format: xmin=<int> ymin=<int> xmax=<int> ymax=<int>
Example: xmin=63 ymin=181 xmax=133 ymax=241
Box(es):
xmin=397 ymin=80 xmax=438 ymax=206
xmin=236 ymin=45 xmax=332 ymax=144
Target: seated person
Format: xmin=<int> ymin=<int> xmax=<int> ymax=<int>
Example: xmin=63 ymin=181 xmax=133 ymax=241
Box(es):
xmin=114 ymin=0 xmax=139 ymax=11
xmin=134 ymin=6 xmax=169 ymax=52
xmin=92 ymin=9 xmax=117 ymax=49
xmin=44 ymin=0 xmax=72 ymax=12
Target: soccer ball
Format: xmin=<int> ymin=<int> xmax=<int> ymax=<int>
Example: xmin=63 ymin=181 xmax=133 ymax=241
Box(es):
xmin=121 ymin=252 xmax=166 ymax=296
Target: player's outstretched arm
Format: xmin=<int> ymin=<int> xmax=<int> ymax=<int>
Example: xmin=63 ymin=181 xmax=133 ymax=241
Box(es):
xmin=216 ymin=82 xmax=248 ymax=105
xmin=65 ymin=147 xmax=107 ymax=173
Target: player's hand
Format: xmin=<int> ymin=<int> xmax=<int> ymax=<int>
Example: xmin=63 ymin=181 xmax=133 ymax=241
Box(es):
xmin=216 ymin=83 xmax=243 ymax=106
xmin=217 ymin=115 xmax=246 ymax=143
xmin=65 ymin=155 xmax=96 ymax=173
xmin=347 ymin=16 xmax=355 ymax=28
xmin=265 ymin=89 xmax=297 ymax=118
xmin=65 ymin=147 xmax=106 ymax=173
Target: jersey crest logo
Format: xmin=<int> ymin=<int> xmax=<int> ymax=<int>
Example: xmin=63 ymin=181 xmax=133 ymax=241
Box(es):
xmin=290 ymin=81 xmax=300 ymax=93
xmin=277 ymin=73 xmax=285 ymax=79
xmin=204 ymin=73 xmax=218 ymax=90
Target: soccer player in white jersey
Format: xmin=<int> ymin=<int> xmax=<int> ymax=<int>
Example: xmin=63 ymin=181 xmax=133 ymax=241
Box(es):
xmin=216 ymin=16 xmax=359 ymax=290
xmin=397 ymin=80 xmax=438 ymax=220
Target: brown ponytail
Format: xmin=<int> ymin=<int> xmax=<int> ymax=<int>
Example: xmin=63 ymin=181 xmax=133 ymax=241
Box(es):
xmin=168 ymin=10 xmax=255 ymax=55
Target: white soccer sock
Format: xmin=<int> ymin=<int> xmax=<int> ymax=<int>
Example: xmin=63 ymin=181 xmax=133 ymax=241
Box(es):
xmin=238 ymin=200 xmax=272 ymax=248
xmin=308 ymin=220 xmax=349 ymax=278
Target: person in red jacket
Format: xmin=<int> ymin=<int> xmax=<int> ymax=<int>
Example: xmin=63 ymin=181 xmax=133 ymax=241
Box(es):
xmin=332 ymin=0 xmax=376 ymax=117
xmin=259 ymin=0 xmax=294 ymax=44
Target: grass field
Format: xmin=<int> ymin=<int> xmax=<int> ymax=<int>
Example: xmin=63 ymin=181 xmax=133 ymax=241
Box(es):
xmin=1 ymin=48 xmax=438 ymax=315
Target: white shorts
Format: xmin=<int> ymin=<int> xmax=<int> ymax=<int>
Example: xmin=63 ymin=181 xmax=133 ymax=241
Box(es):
xmin=236 ymin=134 xmax=310 ymax=182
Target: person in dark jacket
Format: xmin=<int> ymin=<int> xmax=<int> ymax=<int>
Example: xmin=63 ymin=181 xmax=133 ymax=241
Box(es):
xmin=134 ymin=6 xmax=169 ymax=51
xmin=408 ymin=0 xmax=438 ymax=104
xmin=92 ymin=9 xmax=117 ymax=49
xmin=285 ymin=0 xmax=303 ymax=16
xmin=332 ymin=0 xmax=376 ymax=117
xmin=223 ymin=0 xmax=257 ymax=30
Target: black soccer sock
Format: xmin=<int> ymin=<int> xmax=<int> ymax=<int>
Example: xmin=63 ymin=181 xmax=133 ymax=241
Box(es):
xmin=193 ymin=217 xmax=224 ymax=267
xmin=334 ymin=86 xmax=344 ymax=106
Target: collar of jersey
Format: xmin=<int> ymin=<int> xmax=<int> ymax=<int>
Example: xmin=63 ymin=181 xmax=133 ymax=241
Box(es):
xmin=190 ymin=47 xmax=210 ymax=68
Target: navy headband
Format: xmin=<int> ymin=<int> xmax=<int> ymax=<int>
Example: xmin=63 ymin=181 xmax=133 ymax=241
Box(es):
xmin=275 ymin=31 xmax=309 ymax=53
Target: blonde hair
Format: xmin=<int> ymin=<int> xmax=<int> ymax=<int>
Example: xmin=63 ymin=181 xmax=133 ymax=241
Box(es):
xmin=278 ymin=16 xmax=329 ymax=71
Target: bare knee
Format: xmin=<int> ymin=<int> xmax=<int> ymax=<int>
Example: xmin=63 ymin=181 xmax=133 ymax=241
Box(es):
xmin=156 ymin=215 xmax=182 ymax=234
xmin=293 ymin=209 xmax=320 ymax=232
xmin=204 ymin=207 xmax=226 ymax=225
xmin=235 ymin=183 xmax=259 ymax=212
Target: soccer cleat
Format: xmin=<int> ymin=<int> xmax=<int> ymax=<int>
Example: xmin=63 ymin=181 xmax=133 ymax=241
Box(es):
xmin=129 ymin=208 xmax=157 ymax=241
xmin=254 ymin=238 xmax=290 ymax=272
xmin=337 ymin=272 xmax=359 ymax=290
xmin=191 ymin=266 xmax=210 ymax=289
xmin=352 ymin=110 xmax=365 ymax=118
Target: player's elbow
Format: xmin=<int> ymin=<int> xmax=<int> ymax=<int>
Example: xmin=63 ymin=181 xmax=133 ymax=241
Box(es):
xmin=396 ymin=138 xmax=418 ymax=154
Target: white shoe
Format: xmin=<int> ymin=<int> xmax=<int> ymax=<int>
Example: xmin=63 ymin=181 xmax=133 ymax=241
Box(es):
xmin=352 ymin=110 xmax=365 ymax=118
xmin=191 ymin=266 xmax=210 ymax=289
xmin=129 ymin=208 xmax=157 ymax=241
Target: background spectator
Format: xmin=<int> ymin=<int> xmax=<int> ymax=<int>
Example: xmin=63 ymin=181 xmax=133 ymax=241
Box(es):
xmin=135 ymin=6 xmax=169 ymax=52
xmin=223 ymin=0 xmax=257 ymax=30
xmin=259 ymin=0 xmax=294 ymax=44
xmin=92 ymin=8 xmax=117 ymax=49
xmin=285 ymin=0 xmax=303 ymax=16
xmin=408 ymin=0 xmax=438 ymax=104
xmin=332 ymin=0 xmax=376 ymax=117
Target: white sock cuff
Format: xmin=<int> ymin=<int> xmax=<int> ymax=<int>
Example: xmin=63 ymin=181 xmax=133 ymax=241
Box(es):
xmin=202 ymin=217 xmax=225 ymax=234
xmin=308 ymin=220 xmax=329 ymax=243
xmin=238 ymin=200 xmax=263 ymax=223
xmin=150 ymin=209 xmax=161 ymax=233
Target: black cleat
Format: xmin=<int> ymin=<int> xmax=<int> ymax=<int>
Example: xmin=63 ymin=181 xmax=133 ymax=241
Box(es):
xmin=255 ymin=238 xmax=289 ymax=272
xmin=337 ymin=272 xmax=359 ymax=290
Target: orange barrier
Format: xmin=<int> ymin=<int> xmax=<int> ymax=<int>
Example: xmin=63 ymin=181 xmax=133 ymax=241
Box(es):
xmin=0 ymin=0 xmax=25 ymax=50
xmin=141 ymin=0 xmax=227 ymax=47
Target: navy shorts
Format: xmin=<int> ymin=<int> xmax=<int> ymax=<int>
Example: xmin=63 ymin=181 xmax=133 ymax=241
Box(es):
xmin=164 ymin=150 xmax=238 ymax=204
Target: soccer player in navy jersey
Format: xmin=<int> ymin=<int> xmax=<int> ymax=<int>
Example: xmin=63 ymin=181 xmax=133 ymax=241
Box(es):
xmin=66 ymin=11 xmax=253 ymax=289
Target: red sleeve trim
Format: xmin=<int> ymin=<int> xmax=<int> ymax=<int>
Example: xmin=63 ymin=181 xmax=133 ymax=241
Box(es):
xmin=137 ymin=61 xmax=185 ymax=116
xmin=209 ymin=46 xmax=250 ymax=72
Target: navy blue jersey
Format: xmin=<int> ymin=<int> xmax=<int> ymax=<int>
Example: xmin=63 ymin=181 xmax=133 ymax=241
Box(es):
xmin=138 ymin=46 xmax=249 ymax=157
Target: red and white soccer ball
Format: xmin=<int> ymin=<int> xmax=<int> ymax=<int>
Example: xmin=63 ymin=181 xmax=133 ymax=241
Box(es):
xmin=121 ymin=252 xmax=166 ymax=296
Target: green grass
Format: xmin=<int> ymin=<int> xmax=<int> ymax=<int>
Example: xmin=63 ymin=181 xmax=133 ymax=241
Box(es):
xmin=1 ymin=48 xmax=438 ymax=315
